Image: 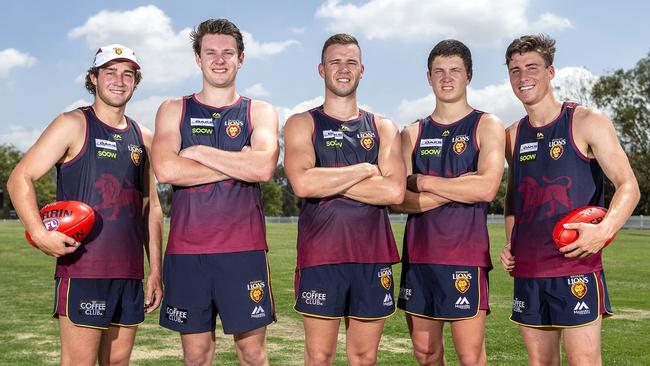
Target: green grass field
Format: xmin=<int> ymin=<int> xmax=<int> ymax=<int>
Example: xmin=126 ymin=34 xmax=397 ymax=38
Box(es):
xmin=1 ymin=221 xmax=649 ymax=365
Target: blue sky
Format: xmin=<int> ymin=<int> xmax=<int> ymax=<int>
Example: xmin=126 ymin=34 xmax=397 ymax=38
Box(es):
xmin=2 ymin=0 xmax=648 ymax=151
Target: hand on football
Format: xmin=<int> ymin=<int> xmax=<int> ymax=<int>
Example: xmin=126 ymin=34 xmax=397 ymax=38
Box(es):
xmin=30 ymin=229 xmax=80 ymax=257
xmin=559 ymin=222 xmax=611 ymax=259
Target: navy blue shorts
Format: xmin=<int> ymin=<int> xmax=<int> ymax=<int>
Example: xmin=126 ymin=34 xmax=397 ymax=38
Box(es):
xmin=294 ymin=263 xmax=396 ymax=320
xmin=159 ymin=251 xmax=275 ymax=335
xmin=397 ymin=264 xmax=489 ymax=320
xmin=53 ymin=277 xmax=144 ymax=329
xmin=511 ymin=270 xmax=613 ymax=327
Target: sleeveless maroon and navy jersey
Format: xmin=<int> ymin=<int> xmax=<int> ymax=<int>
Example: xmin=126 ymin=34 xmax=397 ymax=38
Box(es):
xmin=296 ymin=106 xmax=400 ymax=269
xmin=166 ymin=95 xmax=267 ymax=254
xmin=511 ymin=102 xmax=605 ymax=278
xmin=403 ymin=110 xmax=491 ymax=268
xmin=55 ymin=106 xmax=146 ymax=279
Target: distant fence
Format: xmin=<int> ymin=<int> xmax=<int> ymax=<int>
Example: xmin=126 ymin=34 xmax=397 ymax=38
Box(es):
xmin=265 ymin=214 xmax=649 ymax=230
xmin=4 ymin=215 xmax=648 ymax=230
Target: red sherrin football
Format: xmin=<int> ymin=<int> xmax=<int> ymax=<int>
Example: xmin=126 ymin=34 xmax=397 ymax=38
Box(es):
xmin=552 ymin=206 xmax=616 ymax=249
xmin=25 ymin=201 xmax=95 ymax=247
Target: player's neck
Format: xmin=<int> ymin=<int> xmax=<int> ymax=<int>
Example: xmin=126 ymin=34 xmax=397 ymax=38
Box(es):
xmin=431 ymin=99 xmax=473 ymax=124
xmin=322 ymin=93 xmax=360 ymax=121
xmin=195 ymin=86 xmax=240 ymax=108
xmin=524 ymin=94 xmax=563 ymax=127
xmin=91 ymin=101 xmax=127 ymax=129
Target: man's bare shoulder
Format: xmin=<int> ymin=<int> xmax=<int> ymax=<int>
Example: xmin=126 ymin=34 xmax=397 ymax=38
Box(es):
xmin=51 ymin=109 xmax=85 ymax=135
xmin=373 ymin=114 xmax=399 ymax=132
xmin=505 ymin=120 xmax=520 ymax=137
xmin=479 ymin=112 xmax=505 ymax=127
xmin=572 ymin=105 xmax=612 ymax=128
xmin=285 ymin=110 xmax=314 ymax=128
xmin=158 ymin=97 xmax=185 ymax=114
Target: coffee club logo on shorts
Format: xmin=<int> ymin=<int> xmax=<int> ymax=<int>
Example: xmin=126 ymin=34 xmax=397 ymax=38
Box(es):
xmin=452 ymin=271 xmax=471 ymax=294
xmin=190 ymin=117 xmax=214 ymax=135
xmin=78 ymin=300 xmax=106 ymax=316
xmin=247 ymin=280 xmax=266 ymax=303
xmin=549 ymin=138 xmax=566 ymax=160
xmin=452 ymin=135 xmax=469 ymax=155
xmin=225 ymin=119 xmax=244 ymax=139
xmin=357 ymin=131 xmax=376 ymax=151
xmin=377 ymin=267 xmax=392 ymax=290
xmin=95 ymin=138 xmax=118 ymax=159
xmin=128 ymin=144 xmax=143 ymax=166
xmin=301 ymin=290 xmax=327 ymax=306
xmin=513 ymin=297 xmax=526 ymax=313
xmin=165 ymin=305 xmax=188 ymax=324
xmin=399 ymin=287 xmax=412 ymax=301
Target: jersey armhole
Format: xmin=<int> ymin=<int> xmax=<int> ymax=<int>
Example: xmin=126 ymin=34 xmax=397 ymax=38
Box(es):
xmin=473 ymin=111 xmax=484 ymax=152
xmin=246 ymin=98 xmax=253 ymax=133
xmin=568 ymin=106 xmax=591 ymax=162
xmin=370 ymin=114 xmax=381 ymax=146
xmin=60 ymin=108 xmax=90 ymax=168
xmin=412 ymin=119 xmax=424 ymax=158
xmin=177 ymin=96 xmax=188 ymax=131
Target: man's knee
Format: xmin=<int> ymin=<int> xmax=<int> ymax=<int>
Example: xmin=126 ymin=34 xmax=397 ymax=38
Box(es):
xmin=456 ymin=349 xmax=485 ymax=366
xmin=413 ymin=346 xmax=444 ymax=366
xmin=306 ymin=348 xmax=336 ymax=366
xmin=182 ymin=340 xmax=215 ymax=366
xmin=347 ymin=349 xmax=378 ymax=366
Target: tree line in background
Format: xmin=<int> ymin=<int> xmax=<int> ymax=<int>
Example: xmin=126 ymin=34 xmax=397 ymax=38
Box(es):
xmin=1 ymin=52 xmax=648 ymax=218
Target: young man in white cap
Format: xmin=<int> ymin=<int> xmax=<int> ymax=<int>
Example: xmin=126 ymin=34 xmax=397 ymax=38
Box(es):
xmin=8 ymin=44 xmax=163 ymax=366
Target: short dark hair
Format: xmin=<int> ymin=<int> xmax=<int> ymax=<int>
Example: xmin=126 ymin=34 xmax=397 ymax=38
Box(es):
xmin=190 ymin=18 xmax=244 ymax=56
xmin=505 ymin=34 xmax=556 ymax=67
xmin=427 ymin=39 xmax=473 ymax=80
xmin=84 ymin=66 xmax=142 ymax=95
xmin=321 ymin=33 xmax=360 ymax=64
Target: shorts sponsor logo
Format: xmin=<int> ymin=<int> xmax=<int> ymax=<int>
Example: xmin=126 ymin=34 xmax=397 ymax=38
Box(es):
xmin=165 ymin=305 xmax=188 ymax=324
xmin=549 ymin=138 xmax=566 ymax=160
xmin=43 ymin=218 xmax=59 ymax=231
xmin=420 ymin=138 xmax=443 ymax=148
xmin=128 ymin=144 xmax=143 ymax=166
xmin=190 ymin=118 xmax=214 ymax=127
xmin=357 ymin=131 xmax=376 ymax=151
xmin=399 ymin=287 xmax=412 ymax=301
xmin=95 ymin=139 xmax=117 ymax=151
xmin=323 ymin=130 xmax=344 ymax=140
xmin=519 ymin=142 xmax=538 ymax=153
xmin=513 ymin=297 xmax=526 ymax=313
xmin=574 ymin=301 xmax=590 ymax=315
xmin=452 ymin=135 xmax=469 ymax=155
xmin=383 ymin=293 xmax=393 ymax=307
xmin=251 ymin=306 xmax=266 ymax=318
xmin=79 ymin=300 xmax=106 ymax=316
xmin=247 ymin=280 xmax=266 ymax=303
xmin=378 ymin=267 xmax=392 ymax=290
xmin=455 ymin=297 xmax=470 ymax=310
xmin=225 ymin=119 xmax=244 ymax=139
xmin=301 ymin=290 xmax=327 ymax=306
xmin=453 ymin=271 xmax=471 ymax=294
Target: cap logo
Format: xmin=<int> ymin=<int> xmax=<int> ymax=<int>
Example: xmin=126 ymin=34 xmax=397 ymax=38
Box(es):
xmin=114 ymin=47 xmax=123 ymax=55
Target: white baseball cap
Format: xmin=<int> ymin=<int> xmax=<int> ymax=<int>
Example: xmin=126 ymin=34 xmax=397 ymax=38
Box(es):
xmin=93 ymin=44 xmax=141 ymax=70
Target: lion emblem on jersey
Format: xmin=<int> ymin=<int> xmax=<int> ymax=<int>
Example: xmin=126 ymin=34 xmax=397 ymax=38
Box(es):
xmin=550 ymin=144 xmax=563 ymax=160
xmin=453 ymin=140 xmax=466 ymax=155
xmin=360 ymin=137 xmax=374 ymax=151
xmin=455 ymin=277 xmax=470 ymax=294
xmin=250 ymin=286 xmax=264 ymax=303
xmin=571 ymin=281 xmax=588 ymax=299
xmin=226 ymin=123 xmax=241 ymax=138
xmin=93 ymin=173 xmax=141 ymax=220
xmin=518 ymin=176 xmax=573 ymax=224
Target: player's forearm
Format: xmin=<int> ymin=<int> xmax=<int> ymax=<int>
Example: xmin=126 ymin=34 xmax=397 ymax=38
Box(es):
xmin=153 ymin=153 xmax=229 ymax=186
xmin=420 ymin=174 xmax=500 ymax=204
xmin=390 ymin=190 xmax=450 ymax=214
xmin=187 ymin=145 xmax=278 ymax=183
xmin=290 ymin=164 xmax=376 ymax=198
xmin=343 ymin=174 xmax=405 ymax=206
xmin=7 ymin=169 xmax=47 ymax=235
xmin=602 ymin=180 xmax=640 ymax=236
xmin=505 ymin=215 xmax=515 ymax=244
xmin=143 ymin=201 xmax=163 ymax=276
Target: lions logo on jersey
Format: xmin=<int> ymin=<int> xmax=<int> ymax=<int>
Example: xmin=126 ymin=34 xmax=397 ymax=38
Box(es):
xmin=225 ymin=120 xmax=243 ymax=139
xmin=571 ymin=281 xmax=588 ymax=299
xmin=247 ymin=280 xmax=266 ymax=303
xmin=452 ymin=135 xmax=469 ymax=155
xmin=455 ymin=277 xmax=470 ymax=294
xmin=358 ymin=131 xmax=376 ymax=151
xmin=128 ymin=144 xmax=143 ymax=166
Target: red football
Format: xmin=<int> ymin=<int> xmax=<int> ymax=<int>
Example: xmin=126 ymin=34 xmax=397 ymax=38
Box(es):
xmin=25 ymin=200 xmax=96 ymax=248
xmin=552 ymin=206 xmax=616 ymax=249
